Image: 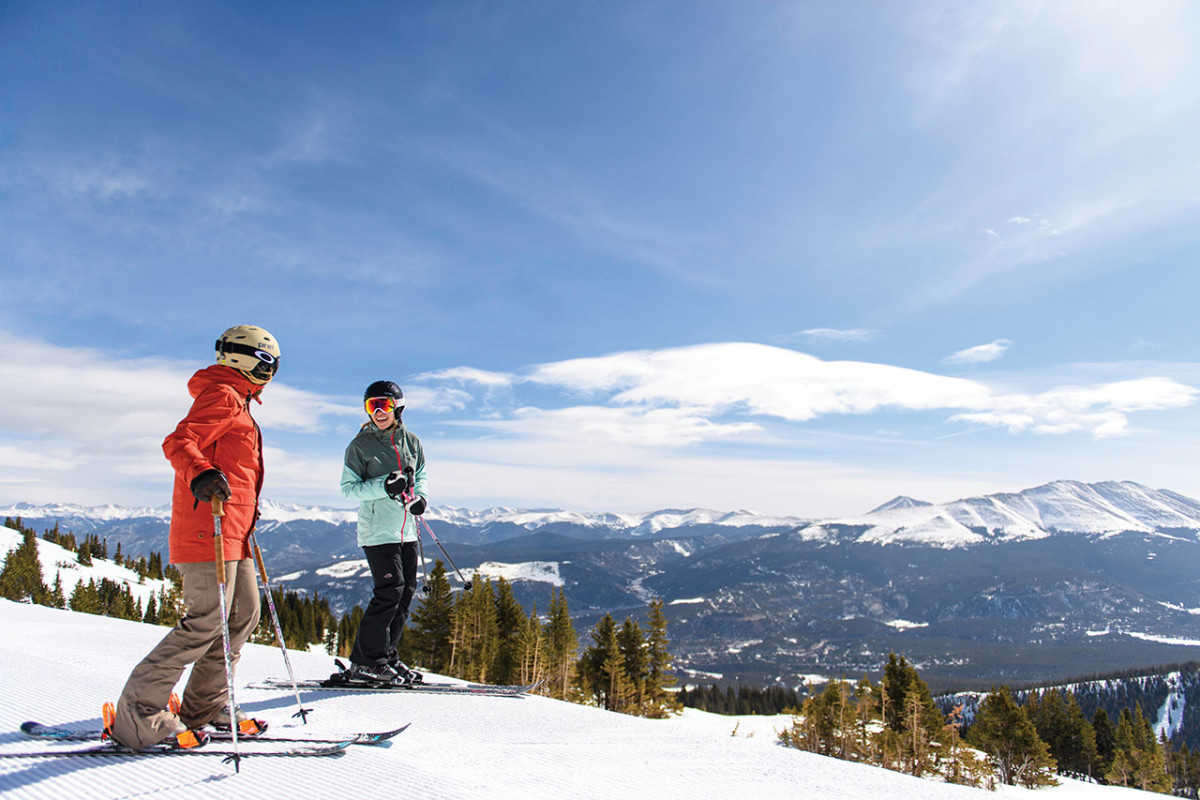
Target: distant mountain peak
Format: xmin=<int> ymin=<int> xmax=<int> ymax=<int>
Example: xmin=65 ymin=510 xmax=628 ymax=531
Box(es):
xmin=827 ymin=479 xmax=1200 ymax=548
xmin=868 ymin=496 xmax=933 ymax=514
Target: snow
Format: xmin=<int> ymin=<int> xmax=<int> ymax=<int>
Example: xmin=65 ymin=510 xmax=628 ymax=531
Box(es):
xmin=0 ymin=526 xmax=170 ymax=609
xmin=1124 ymin=630 xmax=1200 ymax=647
xmin=819 ymin=480 xmax=1200 ymax=549
xmin=1154 ymin=672 xmax=1186 ymax=742
xmin=0 ymin=602 xmax=1154 ymax=800
xmin=314 ymin=559 xmax=369 ymax=579
xmin=473 ymin=561 xmax=563 ymax=587
xmin=0 ymin=501 xmax=811 ymax=538
xmin=7 ymin=480 xmax=1200 ymax=554
xmin=884 ymin=619 xmax=930 ymax=631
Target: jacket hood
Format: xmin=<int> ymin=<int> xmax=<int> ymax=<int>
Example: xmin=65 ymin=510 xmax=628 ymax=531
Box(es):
xmin=187 ymin=364 xmax=262 ymax=401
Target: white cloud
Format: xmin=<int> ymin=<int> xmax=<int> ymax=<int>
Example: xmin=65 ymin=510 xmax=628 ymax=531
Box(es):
xmin=943 ymin=339 xmax=1012 ymax=365
xmin=414 ymin=367 xmax=515 ymax=388
xmin=529 ymin=343 xmax=992 ymax=422
xmin=471 ymin=342 xmax=1196 ymax=443
xmin=786 ymin=328 xmax=881 ymax=345
xmin=0 ymin=332 xmax=356 ymax=505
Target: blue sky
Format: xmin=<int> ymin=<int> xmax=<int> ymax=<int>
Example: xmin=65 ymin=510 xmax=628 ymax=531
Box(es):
xmin=2 ymin=1 xmax=1200 ymax=517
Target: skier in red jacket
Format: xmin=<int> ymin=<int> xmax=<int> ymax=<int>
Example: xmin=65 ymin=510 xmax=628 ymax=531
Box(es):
xmin=109 ymin=325 xmax=280 ymax=750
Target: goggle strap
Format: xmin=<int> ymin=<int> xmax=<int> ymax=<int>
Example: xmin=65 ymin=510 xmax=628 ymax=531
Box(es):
xmin=217 ymin=340 xmax=279 ymax=366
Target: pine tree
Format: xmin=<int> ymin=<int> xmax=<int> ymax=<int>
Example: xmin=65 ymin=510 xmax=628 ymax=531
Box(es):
xmin=337 ymin=605 xmax=365 ymax=658
xmin=854 ymin=675 xmax=883 ymax=764
xmin=642 ymin=599 xmax=680 ymax=717
xmin=0 ymin=530 xmax=50 ymax=604
xmin=617 ymin=617 xmax=647 ymax=713
xmin=69 ymin=579 xmax=102 ymax=614
xmin=1093 ymin=707 xmax=1117 ymax=776
xmin=968 ymin=686 xmax=1058 ymax=788
xmin=1026 ymin=689 xmax=1098 ymax=779
xmin=577 ymin=613 xmax=633 ymax=711
xmin=880 ymin=653 xmax=945 ymax=776
xmin=156 ymin=582 xmax=184 ymax=627
xmin=48 ymin=572 xmax=66 ymax=609
xmin=782 ymin=679 xmax=856 ymax=758
xmin=450 ymin=576 xmax=498 ymax=683
xmin=76 ymin=537 xmax=92 ymax=566
xmin=491 ymin=578 xmax=524 ymax=685
xmin=540 ymin=587 xmax=578 ymax=701
xmin=406 ymin=561 xmax=456 ymax=672
xmin=516 ymin=605 xmax=544 ymax=686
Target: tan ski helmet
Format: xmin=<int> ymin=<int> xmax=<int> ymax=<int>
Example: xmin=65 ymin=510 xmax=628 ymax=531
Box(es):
xmin=215 ymin=325 xmax=281 ymax=384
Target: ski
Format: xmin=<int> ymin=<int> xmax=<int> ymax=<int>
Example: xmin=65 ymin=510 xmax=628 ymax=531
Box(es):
xmin=0 ymin=740 xmax=349 ymax=759
xmin=20 ymin=720 xmax=409 ymax=746
xmin=249 ymin=676 xmax=538 ymax=696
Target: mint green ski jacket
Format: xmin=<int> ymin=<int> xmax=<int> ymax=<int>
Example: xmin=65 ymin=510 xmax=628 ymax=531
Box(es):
xmin=340 ymin=422 xmax=427 ymax=547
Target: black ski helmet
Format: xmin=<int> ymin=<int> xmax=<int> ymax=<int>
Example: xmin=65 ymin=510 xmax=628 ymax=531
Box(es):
xmin=364 ymin=380 xmax=404 ymax=407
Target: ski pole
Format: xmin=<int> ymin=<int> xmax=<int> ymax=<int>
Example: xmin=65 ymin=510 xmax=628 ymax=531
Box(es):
xmin=249 ymin=530 xmax=314 ymax=723
xmin=417 ymin=516 xmax=473 ymax=591
xmin=400 ymin=468 xmax=432 ymax=594
xmin=211 ymin=498 xmax=240 ymax=773
xmin=415 ymin=520 xmax=431 ymax=594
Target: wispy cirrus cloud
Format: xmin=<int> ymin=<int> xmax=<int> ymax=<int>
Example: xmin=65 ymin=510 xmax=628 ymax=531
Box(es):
xmin=424 ymin=342 xmax=1197 ymax=444
xmin=892 ymin=0 xmax=1200 ymax=306
xmin=779 ymin=328 xmax=881 ymax=345
xmin=943 ymin=339 xmax=1012 ymax=365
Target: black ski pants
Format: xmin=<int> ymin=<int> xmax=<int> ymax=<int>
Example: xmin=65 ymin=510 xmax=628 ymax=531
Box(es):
xmin=350 ymin=541 xmax=419 ymax=666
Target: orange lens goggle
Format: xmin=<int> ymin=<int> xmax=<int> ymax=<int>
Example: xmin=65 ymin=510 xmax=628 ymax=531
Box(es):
xmin=365 ymin=397 xmax=398 ymax=414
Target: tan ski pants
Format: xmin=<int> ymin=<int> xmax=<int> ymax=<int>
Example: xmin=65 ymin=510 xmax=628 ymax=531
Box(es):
xmin=110 ymin=559 xmax=260 ymax=749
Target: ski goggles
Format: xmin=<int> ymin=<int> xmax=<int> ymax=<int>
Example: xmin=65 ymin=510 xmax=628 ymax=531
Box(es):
xmin=365 ymin=396 xmax=402 ymax=415
xmin=216 ymin=341 xmax=280 ymax=380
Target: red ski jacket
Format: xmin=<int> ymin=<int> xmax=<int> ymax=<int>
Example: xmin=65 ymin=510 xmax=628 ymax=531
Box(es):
xmin=163 ymin=365 xmax=265 ymax=564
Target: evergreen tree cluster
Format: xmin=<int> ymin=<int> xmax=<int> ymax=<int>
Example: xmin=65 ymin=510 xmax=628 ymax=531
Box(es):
xmin=335 ymin=563 xmax=585 ymax=701
xmin=573 ymin=600 xmax=680 ymax=718
xmin=68 ymin=577 xmax=142 ymax=620
xmin=788 ymin=659 xmax=1200 ymax=795
xmin=952 ymin=665 xmax=1200 ymax=795
xmin=0 ymin=529 xmax=51 ymax=605
xmin=332 ymin=563 xmax=679 ymax=718
xmin=778 ymin=654 xmax=1045 ymax=790
xmin=677 ymin=683 xmax=805 ymax=716
xmin=250 ymin=589 xmax=336 ymax=650
xmin=1 ymin=521 xmax=184 ymax=625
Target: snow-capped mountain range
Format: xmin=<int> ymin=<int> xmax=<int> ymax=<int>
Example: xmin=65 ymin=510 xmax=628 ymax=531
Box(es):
xmin=0 ymin=498 xmax=807 ymax=536
xmin=5 ymin=479 xmax=1200 ymax=545
xmin=8 ymin=479 xmax=1200 ymax=693
xmin=811 ymin=479 xmax=1200 ymax=548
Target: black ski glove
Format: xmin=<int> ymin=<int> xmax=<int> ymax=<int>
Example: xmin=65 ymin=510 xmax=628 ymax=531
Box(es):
xmin=384 ymin=470 xmax=408 ymax=498
xmin=190 ymin=469 xmax=231 ymax=503
xmin=405 ymin=495 xmax=427 ymax=516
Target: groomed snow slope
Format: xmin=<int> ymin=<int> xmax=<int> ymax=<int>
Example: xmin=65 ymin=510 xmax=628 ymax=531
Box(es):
xmin=0 ymin=601 xmax=1150 ymax=799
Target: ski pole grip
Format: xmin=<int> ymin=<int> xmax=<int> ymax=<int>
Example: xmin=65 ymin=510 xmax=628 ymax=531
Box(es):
xmin=211 ymin=497 xmax=226 ymax=586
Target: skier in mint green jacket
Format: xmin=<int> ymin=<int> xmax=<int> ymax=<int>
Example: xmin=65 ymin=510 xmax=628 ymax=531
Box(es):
xmin=340 ymin=380 xmax=428 ymax=684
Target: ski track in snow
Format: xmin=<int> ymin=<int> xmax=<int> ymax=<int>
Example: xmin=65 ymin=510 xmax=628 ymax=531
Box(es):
xmin=0 ymin=600 xmax=1153 ymax=799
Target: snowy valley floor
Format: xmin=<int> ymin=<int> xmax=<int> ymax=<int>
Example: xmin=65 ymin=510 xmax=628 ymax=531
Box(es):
xmin=0 ymin=600 xmax=1156 ymax=799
